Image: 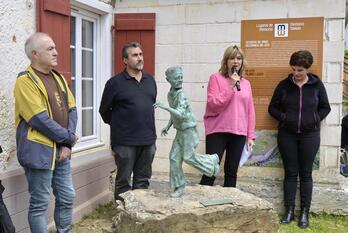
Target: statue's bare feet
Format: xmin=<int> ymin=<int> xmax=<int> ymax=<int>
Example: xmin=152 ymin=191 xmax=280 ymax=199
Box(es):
xmin=170 ymin=185 xmax=185 ymax=198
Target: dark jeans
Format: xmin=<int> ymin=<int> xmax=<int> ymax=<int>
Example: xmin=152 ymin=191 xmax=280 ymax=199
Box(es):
xmin=278 ymin=130 xmax=320 ymax=208
xmin=112 ymin=144 xmax=156 ymax=200
xmin=200 ymin=133 xmax=246 ymax=187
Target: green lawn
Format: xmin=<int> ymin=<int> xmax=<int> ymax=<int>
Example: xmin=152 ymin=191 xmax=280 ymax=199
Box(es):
xmin=72 ymin=202 xmax=348 ymax=233
xmin=71 ymin=202 xmax=118 ymax=232
xmin=279 ymin=213 xmax=348 ymax=233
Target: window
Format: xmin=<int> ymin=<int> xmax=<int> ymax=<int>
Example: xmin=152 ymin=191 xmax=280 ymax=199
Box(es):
xmin=70 ymin=9 xmax=101 ymax=150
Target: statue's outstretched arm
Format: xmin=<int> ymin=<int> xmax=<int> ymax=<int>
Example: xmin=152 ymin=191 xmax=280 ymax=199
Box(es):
xmin=161 ymin=118 xmax=173 ymax=136
xmin=154 ymin=102 xmax=184 ymax=119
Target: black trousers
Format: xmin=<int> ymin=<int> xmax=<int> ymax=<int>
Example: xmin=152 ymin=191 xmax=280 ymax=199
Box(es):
xmin=200 ymin=133 xmax=246 ymax=187
xmin=341 ymin=114 xmax=348 ymax=148
xmin=112 ymin=144 xmax=156 ymax=200
xmin=277 ymin=130 xmax=320 ymax=208
xmin=0 ymin=181 xmax=15 ymax=233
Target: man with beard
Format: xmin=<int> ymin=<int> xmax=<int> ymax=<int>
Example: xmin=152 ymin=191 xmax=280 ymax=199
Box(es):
xmin=99 ymin=42 xmax=157 ymax=201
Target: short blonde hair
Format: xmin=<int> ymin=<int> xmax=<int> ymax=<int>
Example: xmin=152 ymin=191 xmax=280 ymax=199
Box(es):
xmin=219 ymin=45 xmax=246 ymax=77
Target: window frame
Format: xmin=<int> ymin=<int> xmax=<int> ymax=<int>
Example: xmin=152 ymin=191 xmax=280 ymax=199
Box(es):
xmin=71 ymin=9 xmax=102 ymax=151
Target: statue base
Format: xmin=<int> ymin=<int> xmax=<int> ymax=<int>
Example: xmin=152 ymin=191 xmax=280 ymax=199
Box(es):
xmin=114 ymin=184 xmax=279 ymax=233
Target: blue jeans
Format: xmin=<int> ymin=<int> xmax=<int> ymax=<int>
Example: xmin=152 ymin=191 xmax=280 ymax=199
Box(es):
xmin=24 ymin=159 xmax=75 ymax=233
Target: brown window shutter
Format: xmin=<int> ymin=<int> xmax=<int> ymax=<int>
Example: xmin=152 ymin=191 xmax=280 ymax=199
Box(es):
xmin=114 ymin=13 xmax=156 ymax=77
xmin=37 ymin=0 xmax=71 ymax=84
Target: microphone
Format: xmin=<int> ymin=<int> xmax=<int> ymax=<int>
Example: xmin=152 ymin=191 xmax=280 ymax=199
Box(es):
xmin=231 ymin=66 xmax=241 ymax=91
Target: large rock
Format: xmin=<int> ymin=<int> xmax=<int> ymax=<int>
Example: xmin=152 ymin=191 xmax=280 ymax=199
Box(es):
xmin=113 ymin=185 xmax=279 ymax=233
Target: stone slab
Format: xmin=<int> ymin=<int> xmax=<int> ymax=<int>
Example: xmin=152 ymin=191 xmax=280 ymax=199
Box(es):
xmin=114 ymin=185 xmax=279 ymax=233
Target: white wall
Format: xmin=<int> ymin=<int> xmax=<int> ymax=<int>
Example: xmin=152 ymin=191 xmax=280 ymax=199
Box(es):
xmin=345 ymin=24 xmax=348 ymax=50
xmin=114 ymin=0 xmax=346 ymax=175
xmin=0 ymin=0 xmax=36 ymax=168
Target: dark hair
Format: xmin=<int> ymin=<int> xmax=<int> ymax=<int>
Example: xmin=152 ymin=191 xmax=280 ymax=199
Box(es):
xmin=122 ymin=41 xmax=142 ymax=59
xmin=289 ymin=50 xmax=313 ymax=69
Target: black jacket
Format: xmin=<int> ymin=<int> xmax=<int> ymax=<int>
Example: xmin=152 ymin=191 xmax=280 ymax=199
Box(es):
xmin=0 ymin=181 xmax=16 ymax=233
xmin=268 ymin=73 xmax=331 ymax=133
xmin=99 ymin=70 xmax=157 ymax=146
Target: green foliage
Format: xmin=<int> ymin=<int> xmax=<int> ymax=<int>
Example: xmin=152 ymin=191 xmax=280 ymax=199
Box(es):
xmin=81 ymin=201 xmax=118 ymax=220
xmin=343 ymin=100 xmax=348 ymax=108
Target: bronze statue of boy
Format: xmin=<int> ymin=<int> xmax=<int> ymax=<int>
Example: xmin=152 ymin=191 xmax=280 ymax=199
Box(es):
xmin=154 ymin=66 xmax=220 ymax=198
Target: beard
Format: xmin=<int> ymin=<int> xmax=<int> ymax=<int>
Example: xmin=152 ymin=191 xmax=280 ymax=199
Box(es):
xmin=134 ymin=61 xmax=144 ymax=71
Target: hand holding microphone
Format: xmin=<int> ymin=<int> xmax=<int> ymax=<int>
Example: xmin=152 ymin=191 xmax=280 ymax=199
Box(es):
xmin=231 ymin=66 xmax=241 ymax=91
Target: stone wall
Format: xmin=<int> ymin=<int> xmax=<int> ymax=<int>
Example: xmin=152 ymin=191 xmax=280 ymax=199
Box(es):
xmin=0 ymin=0 xmax=36 ymax=169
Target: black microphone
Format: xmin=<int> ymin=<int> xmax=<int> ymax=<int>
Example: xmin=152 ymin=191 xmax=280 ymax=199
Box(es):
xmin=232 ymin=66 xmax=241 ymax=91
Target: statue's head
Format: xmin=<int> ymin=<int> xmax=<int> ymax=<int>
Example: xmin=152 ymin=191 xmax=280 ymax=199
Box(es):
xmin=165 ymin=66 xmax=183 ymax=89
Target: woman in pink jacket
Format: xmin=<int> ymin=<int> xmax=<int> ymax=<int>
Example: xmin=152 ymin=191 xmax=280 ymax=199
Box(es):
xmin=200 ymin=45 xmax=256 ymax=187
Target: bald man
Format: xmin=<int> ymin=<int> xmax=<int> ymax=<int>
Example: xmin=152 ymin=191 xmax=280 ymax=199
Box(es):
xmin=14 ymin=32 xmax=78 ymax=233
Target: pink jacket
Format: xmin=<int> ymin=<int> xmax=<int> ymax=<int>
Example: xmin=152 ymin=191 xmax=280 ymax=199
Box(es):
xmin=204 ymin=72 xmax=256 ymax=140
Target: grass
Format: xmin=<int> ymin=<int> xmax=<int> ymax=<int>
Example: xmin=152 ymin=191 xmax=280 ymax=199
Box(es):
xmin=279 ymin=213 xmax=348 ymax=233
xmin=71 ymin=202 xmax=119 ymax=233
xmin=71 ymin=202 xmax=348 ymax=233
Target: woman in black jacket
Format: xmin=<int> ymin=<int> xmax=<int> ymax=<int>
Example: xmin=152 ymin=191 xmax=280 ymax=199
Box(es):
xmin=268 ymin=50 xmax=331 ymax=228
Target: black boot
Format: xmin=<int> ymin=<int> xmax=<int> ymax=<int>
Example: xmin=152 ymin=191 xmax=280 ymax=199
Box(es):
xmin=298 ymin=207 xmax=309 ymax=228
xmin=281 ymin=206 xmax=295 ymax=224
